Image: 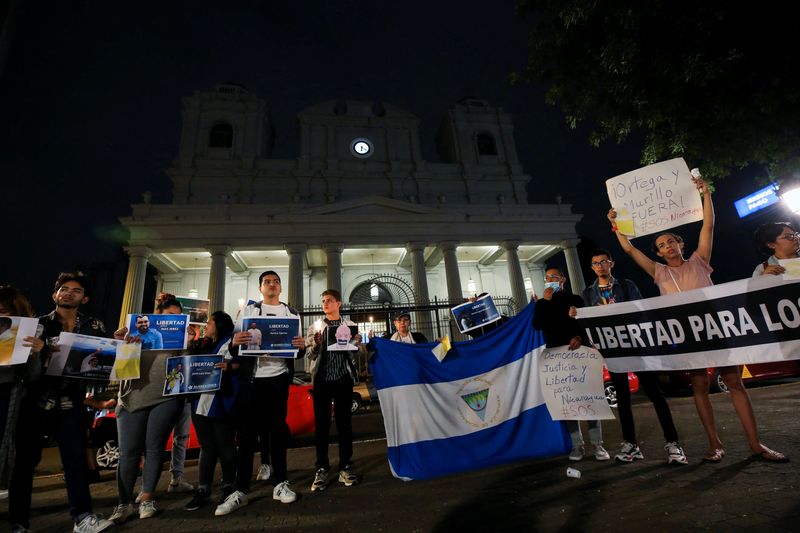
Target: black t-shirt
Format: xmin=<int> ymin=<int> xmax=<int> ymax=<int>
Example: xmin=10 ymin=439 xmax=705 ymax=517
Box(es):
xmin=532 ymin=291 xmax=587 ymax=348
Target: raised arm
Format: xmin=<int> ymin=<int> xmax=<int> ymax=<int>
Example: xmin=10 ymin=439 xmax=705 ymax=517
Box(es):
xmin=608 ymin=208 xmax=657 ymax=278
xmin=693 ymin=175 xmax=714 ymax=263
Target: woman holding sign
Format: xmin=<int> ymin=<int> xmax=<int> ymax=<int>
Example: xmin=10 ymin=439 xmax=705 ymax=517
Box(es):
xmin=608 ymin=173 xmax=787 ymax=463
xmin=183 ymin=311 xmax=238 ymax=512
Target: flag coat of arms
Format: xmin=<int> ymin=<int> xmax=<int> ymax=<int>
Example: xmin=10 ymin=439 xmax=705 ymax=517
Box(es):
xmin=369 ymin=303 xmax=570 ymax=480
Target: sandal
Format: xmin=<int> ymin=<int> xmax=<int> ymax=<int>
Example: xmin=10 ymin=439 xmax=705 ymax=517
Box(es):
xmin=753 ymin=447 xmax=789 ymax=463
xmin=702 ymin=448 xmax=725 ymax=463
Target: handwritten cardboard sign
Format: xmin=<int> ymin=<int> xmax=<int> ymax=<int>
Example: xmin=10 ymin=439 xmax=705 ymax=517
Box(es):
xmin=538 ymin=345 xmax=615 ymax=421
xmin=606 ymin=158 xmax=703 ymax=239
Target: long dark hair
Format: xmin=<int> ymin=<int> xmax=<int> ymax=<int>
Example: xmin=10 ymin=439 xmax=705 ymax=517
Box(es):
xmin=754 ymin=222 xmax=796 ymax=256
xmin=0 ymin=286 xmax=34 ymax=317
xmin=209 ymin=311 xmax=234 ymax=341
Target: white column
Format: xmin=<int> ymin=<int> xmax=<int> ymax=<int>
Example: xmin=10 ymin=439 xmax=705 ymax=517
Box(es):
xmin=562 ymin=240 xmax=586 ymax=295
xmin=440 ymin=241 xmax=463 ymax=303
xmin=206 ymin=245 xmax=231 ymax=312
xmin=323 ymin=243 xmax=344 ymax=293
xmin=119 ymin=246 xmax=152 ymax=328
xmin=406 ymin=241 xmax=434 ymax=339
xmin=501 ymin=240 xmax=528 ymax=312
xmin=527 ymin=263 xmax=546 ymax=300
xmin=286 ymin=243 xmax=307 ymax=310
xmin=406 ymin=241 xmax=430 ymax=303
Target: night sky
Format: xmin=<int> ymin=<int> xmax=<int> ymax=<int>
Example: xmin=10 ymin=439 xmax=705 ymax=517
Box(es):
xmin=2 ymin=1 xmax=794 ymax=316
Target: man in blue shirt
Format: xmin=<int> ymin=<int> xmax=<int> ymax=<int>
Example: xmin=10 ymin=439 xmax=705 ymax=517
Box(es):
xmin=132 ymin=315 xmax=163 ymax=350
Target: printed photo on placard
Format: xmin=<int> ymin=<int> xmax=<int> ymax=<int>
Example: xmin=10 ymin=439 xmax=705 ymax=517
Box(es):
xmin=163 ymin=355 xmax=223 ymax=395
xmin=238 ymin=316 xmax=301 ymax=357
xmin=46 ymin=332 xmax=122 ymax=381
xmin=0 ymin=316 xmax=40 ymax=366
xmin=452 ymin=295 xmax=501 ymax=334
xmin=126 ymin=314 xmax=189 ymax=351
xmin=325 ymin=324 xmax=359 ymax=351
xmin=175 ymin=296 xmax=210 ymax=325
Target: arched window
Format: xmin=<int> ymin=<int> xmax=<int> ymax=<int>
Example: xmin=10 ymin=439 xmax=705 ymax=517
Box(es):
xmin=209 ymin=123 xmax=233 ymax=148
xmin=476 ymin=132 xmax=497 ymax=156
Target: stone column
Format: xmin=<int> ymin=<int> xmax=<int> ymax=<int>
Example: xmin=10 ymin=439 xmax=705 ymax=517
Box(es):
xmin=562 ymin=240 xmax=586 ymax=295
xmin=118 ymin=246 xmax=152 ymax=328
xmin=502 ymin=240 xmax=528 ymax=312
xmin=323 ymin=243 xmax=344 ymax=293
xmin=406 ymin=241 xmax=430 ymax=303
xmin=206 ymin=245 xmax=231 ymax=312
xmin=286 ymin=243 xmax=307 ymax=310
xmin=440 ymin=241 xmax=463 ymax=303
xmin=406 ymin=241 xmax=433 ymax=339
xmin=527 ymin=263 xmax=546 ymax=300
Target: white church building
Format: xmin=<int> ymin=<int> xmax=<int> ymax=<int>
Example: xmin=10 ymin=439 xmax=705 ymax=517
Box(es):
xmin=118 ymin=84 xmax=585 ymax=337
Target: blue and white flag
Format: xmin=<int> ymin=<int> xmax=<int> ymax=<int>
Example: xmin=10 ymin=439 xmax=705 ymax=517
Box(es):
xmin=370 ymin=302 xmax=570 ymax=480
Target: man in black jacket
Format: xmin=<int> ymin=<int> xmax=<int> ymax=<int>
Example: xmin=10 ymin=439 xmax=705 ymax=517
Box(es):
xmin=532 ymin=266 xmax=609 ymax=462
xmin=582 ymin=249 xmax=687 ymax=465
xmin=9 ymin=272 xmax=113 ymax=533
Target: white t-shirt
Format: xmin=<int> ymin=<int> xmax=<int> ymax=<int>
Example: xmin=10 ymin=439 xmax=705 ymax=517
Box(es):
xmin=250 ymin=303 xmax=295 ymax=379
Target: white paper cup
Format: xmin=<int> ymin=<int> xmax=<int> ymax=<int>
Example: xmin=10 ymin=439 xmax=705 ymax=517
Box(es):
xmin=566 ymin=467 xmax=581 ymax=479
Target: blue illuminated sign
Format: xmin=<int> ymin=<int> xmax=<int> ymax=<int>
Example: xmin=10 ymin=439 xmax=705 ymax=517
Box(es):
xmin=734 ymin=184 xmax=780 ymax=218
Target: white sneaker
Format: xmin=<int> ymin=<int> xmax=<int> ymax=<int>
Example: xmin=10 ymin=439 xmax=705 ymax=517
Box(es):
xmin=134 ymin=492 xmax=143 ymax=504
xmin=109 ymin=503 xmax=134 ymax=524
xmin=215 ymin=490 xmax=248 ymax=516
xmin=256 ymin=463 xmax=272 ymax=481
xmin=568 ymin=446 xmax=585 ymax=461
xmin=0 ymin=489 xmax=8 ymax=500
xmin=615 ymin=441 xmax=644 ymax=463
xmin=594 ymin=444 xmax=611 ymax=461
xmin=168 ymin=476 xmax=195 ymax=493
xmin=665 ymin=442 xmax=688 ymax=465
xmin=73 ymin=514 xmax=114 ymax=533
xmin=273 ymin=480 xmax=297 ymax=503
xmin=138 ymin=499 xmax=158 ymax=519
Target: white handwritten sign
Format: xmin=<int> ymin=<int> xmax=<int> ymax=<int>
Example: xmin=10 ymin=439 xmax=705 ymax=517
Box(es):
xmin=606 ymin=158 xmax=703 ymax=239
xmin=538 ymin=345 xmax=615 ymax=421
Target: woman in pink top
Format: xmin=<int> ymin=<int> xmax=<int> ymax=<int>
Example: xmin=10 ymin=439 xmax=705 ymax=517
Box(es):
xmin=608 ymin=174 xmax=786 ymax=463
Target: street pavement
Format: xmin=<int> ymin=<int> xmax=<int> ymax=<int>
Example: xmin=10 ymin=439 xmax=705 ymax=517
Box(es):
xmin=4 ymin=380 xmax=799 ymax=532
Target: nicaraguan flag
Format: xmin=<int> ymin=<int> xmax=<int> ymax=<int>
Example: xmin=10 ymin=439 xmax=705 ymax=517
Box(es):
xmin=369 ymin=302 xmax=570 ymax=480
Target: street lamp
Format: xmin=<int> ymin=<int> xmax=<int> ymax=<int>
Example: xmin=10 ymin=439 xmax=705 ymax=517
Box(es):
xmin=782 ymin=186 xmax=800 ymax=214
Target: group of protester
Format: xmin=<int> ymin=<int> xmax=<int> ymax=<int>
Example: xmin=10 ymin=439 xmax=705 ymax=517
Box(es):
xmin=0 ymin=272 xmax=365 ymax=532
xmin=534 ymin=174 xmax=794 ymax=465
xmin=0 ymin=173 xmax=796 ymax=532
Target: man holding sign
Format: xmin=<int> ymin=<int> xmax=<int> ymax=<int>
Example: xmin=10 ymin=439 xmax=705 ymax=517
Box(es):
xmin=608 ymin=171 xmax=787 ymax=463
xmin=583 ymin=249 xmax=686 ymax=465
xmin=221 ymin=270 xmax=305 ymax=516
xmin=533 ymin=267 xmax=610 ymax=462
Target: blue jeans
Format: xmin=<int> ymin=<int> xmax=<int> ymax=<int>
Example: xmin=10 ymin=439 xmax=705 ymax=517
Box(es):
xmin=170 ymin=400 xmax=191 ymax=479
xmin=116 ymin=399 xmax=184 ymax=503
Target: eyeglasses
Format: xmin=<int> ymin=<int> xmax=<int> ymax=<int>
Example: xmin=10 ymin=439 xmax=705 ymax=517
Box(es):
xmin=261 ymin=279 xmax=281 ymax=286
xmin=591 ymin=259 xmax=613 ymax=267
xmin=544 ymin=275 xmax=562 ymax=281
xmin=777 ymin=232 xmax=799 ymax=241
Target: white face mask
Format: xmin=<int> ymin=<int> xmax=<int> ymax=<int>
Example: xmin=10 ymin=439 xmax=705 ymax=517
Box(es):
xmin=544 ymin=281 xmax=561 ymax=292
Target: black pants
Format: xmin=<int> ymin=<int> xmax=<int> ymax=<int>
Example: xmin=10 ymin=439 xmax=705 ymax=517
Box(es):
xmin=192 ymin=412 xmax=237 ymax=489
xmin=313 ymin=376 xmax=353 ymax=471
xmin=9 ymin=397 xmax=93 ymax=528
xmin=235 ymin=372 xmax=290 ymax=492
xmin=611 ymin=371 xmax=678 ymax=444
